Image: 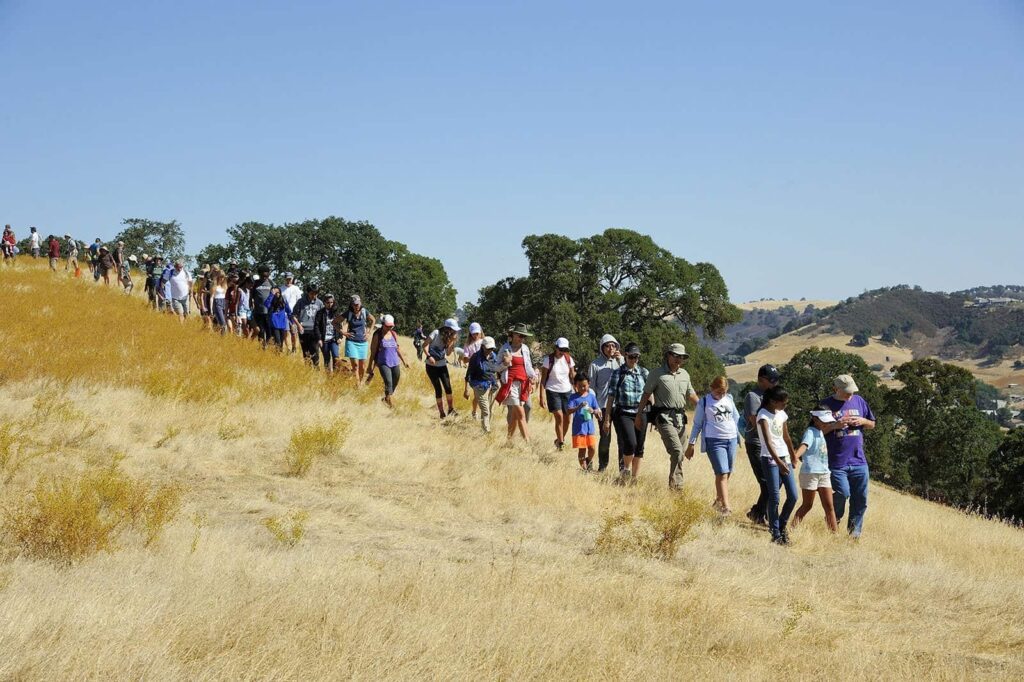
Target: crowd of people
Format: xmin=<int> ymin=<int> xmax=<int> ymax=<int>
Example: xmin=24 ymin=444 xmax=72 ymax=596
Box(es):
xmin=4 ymin=236 xmax=877 ymax=545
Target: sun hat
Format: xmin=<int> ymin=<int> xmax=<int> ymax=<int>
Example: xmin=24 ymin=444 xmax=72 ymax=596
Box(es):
xmin=810 ymin=409 xmax=836 ymax=423
xmin=141 ymin=253 xmax=149 ymax=261
xmin=128 ymin=255 xmax=138 ymax=262
xmin=555 ymin=337 xmax=570 ymax=350
xmin=482 ymin=335 xmax=496 ymax=350
xmin=667 ymin=343 xmax=689 ymax=358
xmin=509 ymin=323 xmax=533 ymax=337
xmin=443 ymin=318 xmax=461 ymax=332
xmin=351 ymin=294 xmax=361 ymax=305
xmin=283 ymin=272 xmax=293 ymax=280
xmin=469 ymin=322 xmax=483 ymax=335
xmin=382 ymin=314 xmax=395 ymax=327
xmin=834 ymin=374 xmax=859 ymax=393
xmin=758 ymin=364 xmax=782 ymax=383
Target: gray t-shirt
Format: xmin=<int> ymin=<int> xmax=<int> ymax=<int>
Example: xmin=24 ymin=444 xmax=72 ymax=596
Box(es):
xmin=293 ymin=297 xmax=325 ymax=333
xmin=743 ymin=388 xmax=765 ymax=444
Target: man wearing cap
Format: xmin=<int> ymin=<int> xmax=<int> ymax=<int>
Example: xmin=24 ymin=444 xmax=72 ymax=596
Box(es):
xmin=47 ymin=234 xmax=60 ymax=271
xmin=814 ymin=374 xmax=875 ymax=538
xmin=743 ymin=364 xmax=781 ymax=525
xmin=64 ymin=234 xmax=79 ymax=274
xmin=281 ymin=273 xmax=303 ymax=353
xmin=250 ymin=267 xmax=275 ymax=347
xmin=540 ymin=337 xmax=577 ymax=451
xmin=635 ymin=343 xmax=699 ymax=490
xmin=291 ymin=283 xmax=326 ymax=368
xmin=466 ymin=336 xmax=510 ymax=433
xmin=589 ymin=334 xmax=623 ymax=472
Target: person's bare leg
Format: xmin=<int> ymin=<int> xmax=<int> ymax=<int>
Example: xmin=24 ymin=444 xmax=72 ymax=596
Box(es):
xmin=793 ymin=488 xmax=817 ymax=526
xmin=558 ymin=412 xmax=570 ymax=445
xmin=716 ymin=474 xmax=732 ymax=511
xmin=819 ymin=488 xmax=838 ymax=532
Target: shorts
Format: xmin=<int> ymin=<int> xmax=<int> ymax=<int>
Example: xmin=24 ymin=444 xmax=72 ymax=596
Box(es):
xmin=345 ymin=340 xmax=368 ymax=360
xmin=171 ymin=297 xmax=189 ymax=315
xmin=705 ymin=437 xmax=737 ymax=476
xmin=324 ymin=339 xmax=341 ymax=359
xmin=545 ymin=390 xmax=571 ymax=413
xmin=502 ymin=382 xmax=523 ymax=406
xmin=572 ymin=434 xmax=597 ymax=449
xmin=799 ymin=471 xmax=833 ymax=490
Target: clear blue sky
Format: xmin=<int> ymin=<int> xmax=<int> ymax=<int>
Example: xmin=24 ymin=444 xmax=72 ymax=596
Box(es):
xmin=3 ymin=1 xmax=1023 ymax=306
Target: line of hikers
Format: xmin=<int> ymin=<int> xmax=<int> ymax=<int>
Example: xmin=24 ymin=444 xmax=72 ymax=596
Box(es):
xmin=16 ymin=249 xmax=876 ymax=545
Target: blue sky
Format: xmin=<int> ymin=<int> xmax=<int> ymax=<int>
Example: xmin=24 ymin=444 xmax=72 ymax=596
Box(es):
xmin=2 ymin=1 xmax=1022 ymax=306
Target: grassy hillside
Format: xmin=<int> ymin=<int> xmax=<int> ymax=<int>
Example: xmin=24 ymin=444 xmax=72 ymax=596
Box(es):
xmin=2 ymin=263 xmax=1023 ymax=679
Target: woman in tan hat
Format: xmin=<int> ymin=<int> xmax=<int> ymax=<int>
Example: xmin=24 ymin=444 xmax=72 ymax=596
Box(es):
xmin=496 ymin=323 xmax=536 ymax=441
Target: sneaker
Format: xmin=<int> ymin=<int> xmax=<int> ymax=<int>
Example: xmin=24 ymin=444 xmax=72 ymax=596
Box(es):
xmin=746 ymin=510 xmax=767 ymax=526
xmin=447 ymin=408 xmax=459 ymax=418
xmin=771 ymin=535 xmax=789 ymax=546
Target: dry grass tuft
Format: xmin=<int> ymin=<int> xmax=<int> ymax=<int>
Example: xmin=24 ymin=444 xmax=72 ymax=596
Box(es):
xmin=262 ymin=510 xmax=309 ymax=547
xmin=595 ymin=491 xmax=712 ymax=559
xmin=3 ymin=464 xmax=183 ymax=564
xmin=283 ymin=419 xmax=350 ymax=477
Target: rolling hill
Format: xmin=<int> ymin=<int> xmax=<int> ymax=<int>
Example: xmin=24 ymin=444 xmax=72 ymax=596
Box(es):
xmin=1 ymin=263 xmax=1023 ymax=679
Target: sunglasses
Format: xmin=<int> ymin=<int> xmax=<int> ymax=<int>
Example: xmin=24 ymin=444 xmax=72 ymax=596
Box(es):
xmin=669 ymin=352 xmax=685 ymax=358
xmin=626 ymin=354 xmax=640 ymax=359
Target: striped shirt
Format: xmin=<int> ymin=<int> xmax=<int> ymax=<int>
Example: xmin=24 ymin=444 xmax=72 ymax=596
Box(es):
xmin=608 ymin=365 xmax=649 ymax=413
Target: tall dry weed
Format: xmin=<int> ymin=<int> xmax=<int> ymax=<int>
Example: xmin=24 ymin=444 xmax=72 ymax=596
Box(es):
xmin=595 ymin=491 xmax=712 ymax=560
xmin=284 ymin=419 xmax=351 ymax=477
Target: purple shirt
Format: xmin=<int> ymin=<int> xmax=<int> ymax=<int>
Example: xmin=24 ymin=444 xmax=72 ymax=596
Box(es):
xmin=821 ymin=394 xmax=875 ymax=469
xmin=376 ymin=331 xmax=400 ymax=368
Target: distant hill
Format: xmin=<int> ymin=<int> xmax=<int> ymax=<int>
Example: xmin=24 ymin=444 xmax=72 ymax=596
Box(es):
xmin=719 ymin=284 xmax=1024 ymax=388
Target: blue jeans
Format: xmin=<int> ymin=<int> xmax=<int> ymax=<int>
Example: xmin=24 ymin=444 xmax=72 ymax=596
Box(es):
xmin=831 ymin=465 xmax=869 ymax=537
xmin=761 ymin=458 xmax=797 ymax=540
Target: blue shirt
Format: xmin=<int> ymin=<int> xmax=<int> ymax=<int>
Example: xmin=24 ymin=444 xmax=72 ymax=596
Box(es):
xmin=568 ymin=389 xmax=600 ymax=436
xmin=800 ymin=427 xmax=830 ymax=474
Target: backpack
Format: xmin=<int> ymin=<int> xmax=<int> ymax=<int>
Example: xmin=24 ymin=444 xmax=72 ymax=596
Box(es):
xmin=544 ymin=353 xmax=574 ymax=388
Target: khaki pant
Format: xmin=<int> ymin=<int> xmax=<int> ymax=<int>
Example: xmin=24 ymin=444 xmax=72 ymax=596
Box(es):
xmin=655 ymin=412 xmax=687 ymax=489
xmin=473 ymin=385 xmax=498 ymax=433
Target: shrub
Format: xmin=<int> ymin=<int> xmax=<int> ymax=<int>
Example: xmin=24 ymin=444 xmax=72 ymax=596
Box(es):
xmin=3 ymin=466 xmax=183 ymax=564
xmin=283 ymin=419 xmax=350 ymax=477
xmin=262 ymin=510 xmax=309 ymax=547
xmin=595 ymin=492 xmax=711 ymax=560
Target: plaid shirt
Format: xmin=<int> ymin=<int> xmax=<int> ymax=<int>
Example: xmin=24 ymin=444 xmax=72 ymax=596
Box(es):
xmin=608 ymin=365 xmax=649 ymax=412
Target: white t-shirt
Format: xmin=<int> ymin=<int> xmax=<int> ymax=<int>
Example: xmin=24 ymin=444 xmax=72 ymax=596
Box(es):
xmin=282 ymin=284 xmax=302 ymax=310
xmin=698 ymin=394 xmax=740 ymax=441
xmin=756 ymin=408 xmax=790 ymax=462
xmin=169 ymin=270 xmax=192 ymax=299
xmin=542 ymin=353 xmax=576 ymax=394
xmin=29 ymin=232 xmax=40 ymax=248
xmin=213 ymin=285 xmax=226 ymax=300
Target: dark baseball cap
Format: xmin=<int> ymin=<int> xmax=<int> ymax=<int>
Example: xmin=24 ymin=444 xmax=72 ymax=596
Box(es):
xmin=758 ymin=364 xmax=781 ymax=383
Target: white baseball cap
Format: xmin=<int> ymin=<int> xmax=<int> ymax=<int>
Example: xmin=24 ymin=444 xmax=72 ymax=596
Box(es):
xmin=382 ymin=314 xmax=395 ymax=327
xmin=469 ymin=322 xmax=483 ymax=335
xmin=555 ymin=337 xmax=570 ymax=349
xmin=482 ymin=336 xmax=496 ymax=350
xmin=443 ymin=318 xmax=461 ymax=332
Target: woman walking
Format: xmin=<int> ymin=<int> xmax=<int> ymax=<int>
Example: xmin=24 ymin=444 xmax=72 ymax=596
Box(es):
xmin=495 ymin=324 xmax=536 ymax=441
xmin=603 ymin=342 xmax=650 ymax=484
xmin=342 ymin=295 xmax=376 ymax=383
xmin=686 ymin=376 xmax=742 ymax=514
xmin=461 ymin=322 xmax=484 ymax=419
xmin=366 ymin=315 xmax=410 ymax=407
xmin=539 ymin=337 xmax=576 ymax=450
xmin=757 ymin=386 xmax=798 ymax=545
xmin=211 ymin=271 xmax=229 ymax=334
xmin=318 ymin=294 xmax=341 ymax=372
xmin=425 ymin=319 xmax=460 ymax=419
xmin=266 ymin=286 xmax=292 ymax=350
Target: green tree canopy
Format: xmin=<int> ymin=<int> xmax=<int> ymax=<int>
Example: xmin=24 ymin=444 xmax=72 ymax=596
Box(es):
xmin=463 ymin=228 xmax=741 ymax=389
xmin=778 ymin=347 xmax=901 ymax=485
xmin=114 ymin=218 xmax=186 ymax=262
xmin=196 ymin=216 xmax=455 ymax=329
xmin=988 ymin=428 xmax=1024 ymax=521
xmin=890 ymin=359 xmax=1003 ymax=505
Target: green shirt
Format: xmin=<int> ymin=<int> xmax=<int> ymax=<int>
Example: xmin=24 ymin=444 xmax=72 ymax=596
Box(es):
xmin=643 ymin=364 xmax=697 ymax=410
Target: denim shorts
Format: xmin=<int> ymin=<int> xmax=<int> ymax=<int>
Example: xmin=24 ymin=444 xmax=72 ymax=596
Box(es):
xmin=545 ymin=390 xmax=571 ymax=413
xmin=705 ymin=437 xmax=737 ymax=476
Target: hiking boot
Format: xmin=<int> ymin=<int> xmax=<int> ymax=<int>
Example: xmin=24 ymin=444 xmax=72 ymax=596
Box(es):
xmin=746 ymin=510 xmax=766 ymax=526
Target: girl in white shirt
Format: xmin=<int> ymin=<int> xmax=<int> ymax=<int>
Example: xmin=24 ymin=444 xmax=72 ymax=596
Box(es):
xmin=756 ymin=386 xmax=797 ymax=545
xmin=686 ymin=376 xmax=742 ymax=514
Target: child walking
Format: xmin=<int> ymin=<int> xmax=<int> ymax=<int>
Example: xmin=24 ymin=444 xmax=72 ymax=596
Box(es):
xmin=756 ymin=386 xmax=798 ymax=545
xmin=792 ymin=409 xmax=839 ymax=532
xmin=567 ymin=373 xmax=602 ymax=471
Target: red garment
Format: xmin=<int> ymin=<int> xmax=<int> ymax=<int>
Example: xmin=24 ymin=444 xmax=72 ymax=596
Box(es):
xmin=495 ymin=353 xmax=532 ymax=404
xmin=48 ymin=239 xmax=60 ymax=258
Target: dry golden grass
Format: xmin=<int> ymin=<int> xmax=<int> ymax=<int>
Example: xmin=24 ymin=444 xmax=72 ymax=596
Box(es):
xmin=734 ymin=298 xmax=838 ymax=312
xmin=1 ymin=261 xmax=1023 ymax=679
xmin=728 ymin=328 xmax=914 ymax=385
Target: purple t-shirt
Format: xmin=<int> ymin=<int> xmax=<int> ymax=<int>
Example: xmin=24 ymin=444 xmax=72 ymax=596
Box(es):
xmin=821 ymin=394 xmax=875 ymax=469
